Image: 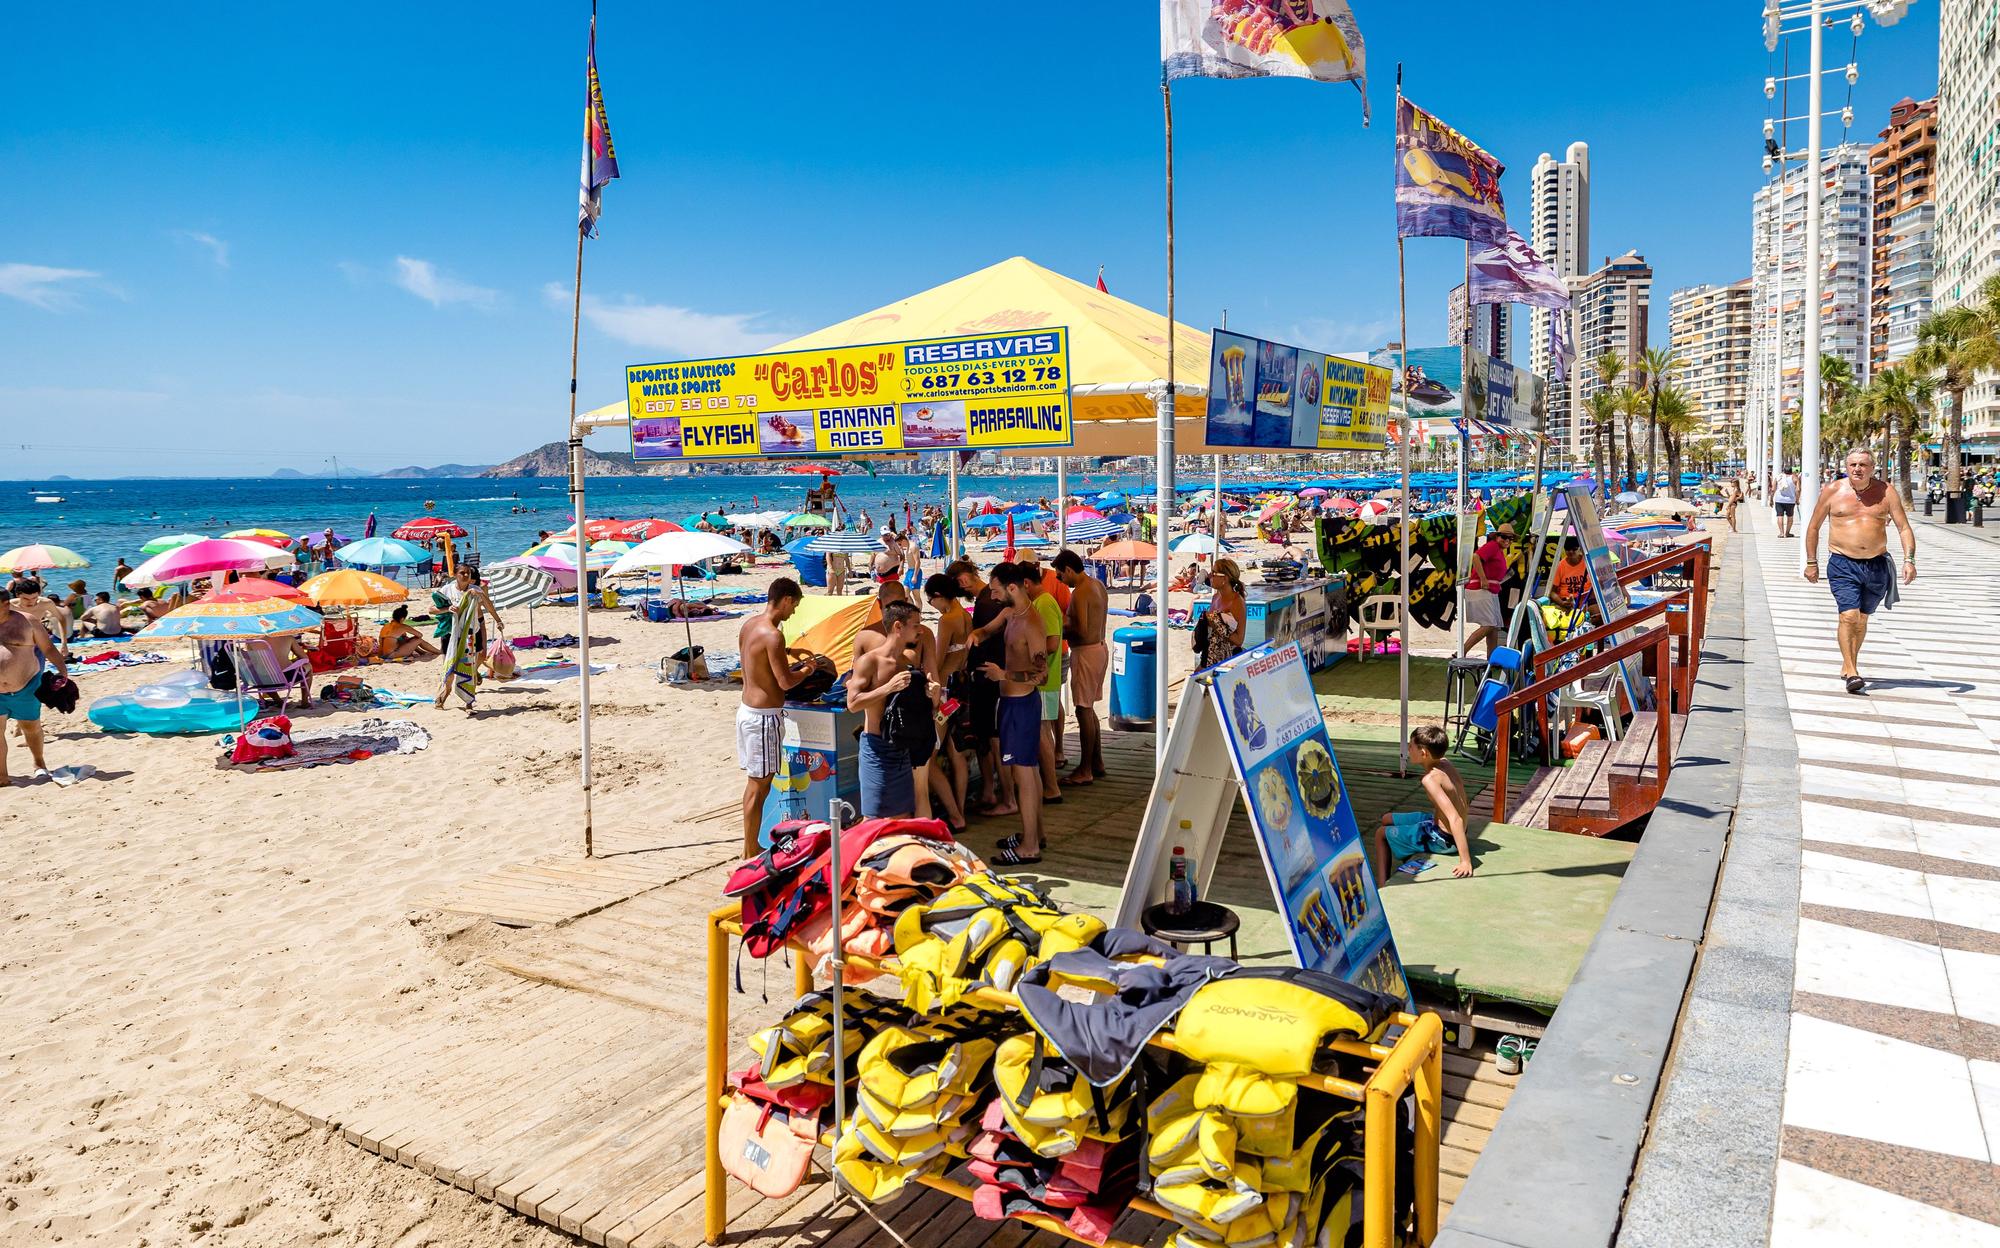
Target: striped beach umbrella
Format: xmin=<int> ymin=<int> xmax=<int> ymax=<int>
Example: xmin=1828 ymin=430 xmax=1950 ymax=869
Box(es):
xmin=483 ymin=562 xmax=555 ymax=611
xmin=1168 ymin=533 xmax=1235 ymax=555
xmin=984 ymin=533 xmax=1052 ymax=551
xmin=297 ymin=569 xmax=409 ymax=607
xmin=807 ymin=532 xmax=886 ymax=554
xmin=135 ymin=595 xmax=322 ymax=640
xmin=1061 ymin=517 xmax=1126 ymax=544
xmin=0 ymin=543 xmax=90 ymax=572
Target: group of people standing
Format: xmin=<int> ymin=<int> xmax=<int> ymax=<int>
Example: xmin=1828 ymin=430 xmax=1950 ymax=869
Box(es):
xmin=735 ymin=548 xmax=1115 ymax=868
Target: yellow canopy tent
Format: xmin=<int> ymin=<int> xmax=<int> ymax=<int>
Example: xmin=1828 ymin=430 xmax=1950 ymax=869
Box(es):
xmin=571 ymin=257 xmax=1213 ymax=454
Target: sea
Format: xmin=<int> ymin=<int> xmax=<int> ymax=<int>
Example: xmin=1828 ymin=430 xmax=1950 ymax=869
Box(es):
xmin=0 ymin=471 xmax=1156 ymax=591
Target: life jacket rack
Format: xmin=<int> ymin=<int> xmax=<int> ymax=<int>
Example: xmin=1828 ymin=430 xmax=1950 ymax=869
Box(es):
xmin=702 ymin=899 xmax=1446 ymax=1248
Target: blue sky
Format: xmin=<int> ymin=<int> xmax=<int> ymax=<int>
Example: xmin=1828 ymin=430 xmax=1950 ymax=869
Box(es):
xmin=1 ymin=2 xmax=1939 ymax=478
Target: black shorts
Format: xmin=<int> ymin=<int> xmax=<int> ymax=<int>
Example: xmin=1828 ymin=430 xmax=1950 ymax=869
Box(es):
xmin=1774 ymin=502 xmax=1796 ymax=518
xmin=968 ymin=676 xmax=1000 ymax=744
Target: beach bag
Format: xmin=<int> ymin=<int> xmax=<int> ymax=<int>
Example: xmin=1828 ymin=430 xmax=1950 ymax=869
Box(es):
xmin=230 ymin=715 xmax=295 ymax=765
xmin=208 ymin=647 xmax=238 ymax=692
xmin=1190 ymin=612 xmax=1209 ymax=657
xmin=486 ymin=639 xmax=518 ymax=680
xmin=789 ymin=655 xmax=837 ymax=703
xmin=667 ymin=645 xmax=709 ymax=683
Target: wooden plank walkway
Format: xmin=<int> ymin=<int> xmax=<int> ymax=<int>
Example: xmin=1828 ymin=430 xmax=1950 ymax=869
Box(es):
xmin=420 ymin=837 xmax=741 ymax=928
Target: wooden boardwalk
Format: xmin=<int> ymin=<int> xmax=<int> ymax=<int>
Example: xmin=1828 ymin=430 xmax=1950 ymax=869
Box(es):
xmin=260 ymin=663 xmax=1543 ymax=1245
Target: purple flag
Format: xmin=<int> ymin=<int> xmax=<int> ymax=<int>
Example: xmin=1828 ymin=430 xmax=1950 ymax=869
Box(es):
xmin=1394 ymin=97 xmax=1505 ymax=244
xmin=578 ymin=17 xmax=619 ymax=237
xmin=1547 ymin=312 xmax=1572 ymax=384
xmin=1469 ymin=228 xmax=1569 ymax=309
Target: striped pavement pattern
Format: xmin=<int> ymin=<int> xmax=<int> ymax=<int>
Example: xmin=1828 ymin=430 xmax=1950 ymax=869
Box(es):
xmin=1754 ymin=514 xmax=2000 ymax=1243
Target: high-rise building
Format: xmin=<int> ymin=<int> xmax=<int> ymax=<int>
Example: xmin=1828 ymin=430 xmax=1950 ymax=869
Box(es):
xmin=1530 ymin=143 xmax=1589 ymax=450
xmin=1870 ymin=97 xmax=1936 ymax=370
xmin=1572 ymin=251 xmax=1653 ymax=461
xmin=1669 ymin=279 xmax=1753 ymax=441
xmin=1936 ymin=9 xmax=2000 ymax=437
xmin=1446 ymin=284 xmax=1510 ymax=361
xmin=1749 ymin=144 xmax=1874 ymax=451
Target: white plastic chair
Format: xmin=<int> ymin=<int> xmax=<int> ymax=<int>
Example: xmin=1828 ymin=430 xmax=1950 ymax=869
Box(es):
xmin=1558 ymin=676 xmax=1622 ymax=743
xmin=1357 ymin=594 xmax=1403 ymax=662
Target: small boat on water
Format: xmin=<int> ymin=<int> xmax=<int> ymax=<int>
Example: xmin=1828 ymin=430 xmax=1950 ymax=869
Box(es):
xmin=34 ymin=494 xmax=64 ymax=503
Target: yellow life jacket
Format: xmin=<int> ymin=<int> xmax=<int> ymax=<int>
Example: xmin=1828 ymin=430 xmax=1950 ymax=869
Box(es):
xmin=990 ymin=1032 xmax=1136 ymax=1158
xmin=892 ymin=874 xmax=1105 ymax=1012
xmin=1172 ymin=974 xmax=1392 ymax=1117
xmin=747 ymin=990 xmax=905 ymax=1089
xmin=852 ymin=1012 xmax=998 ymax=1139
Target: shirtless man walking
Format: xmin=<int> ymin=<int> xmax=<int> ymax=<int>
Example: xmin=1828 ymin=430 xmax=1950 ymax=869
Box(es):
xmin=0 ymin=585 xmax=68 ymax=784
xmin=1803 ymin=448 xmax=1916 ymax=694
xmin=1053 ymin=549 xmax=1109 ymax=786
xmin=737 ymin=577 xmax=815 ymax=856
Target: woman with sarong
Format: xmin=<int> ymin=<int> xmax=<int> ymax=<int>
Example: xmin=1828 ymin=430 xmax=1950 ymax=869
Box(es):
xmin=433 ymin=566 xmax=501 ymax=712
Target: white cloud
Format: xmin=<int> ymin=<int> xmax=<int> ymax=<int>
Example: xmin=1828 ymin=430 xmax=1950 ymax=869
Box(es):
xmin=392 ymin=256 xmax=498 ymax=309
xmin=548 ymin=282 xmax=785 ymax=355
xmin=0 ymin=263 xmax=103 ymax=310
xmin=175 ymin=230 xmax=230 ymax=268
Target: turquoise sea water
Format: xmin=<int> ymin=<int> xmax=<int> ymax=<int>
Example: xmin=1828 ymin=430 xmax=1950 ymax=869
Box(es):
xmin=0 ymin=471 xmax=1151 ymax=593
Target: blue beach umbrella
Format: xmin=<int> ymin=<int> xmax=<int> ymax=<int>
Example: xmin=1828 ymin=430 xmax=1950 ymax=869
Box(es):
xmin=334 ymin=536 xmax=431 ymax=567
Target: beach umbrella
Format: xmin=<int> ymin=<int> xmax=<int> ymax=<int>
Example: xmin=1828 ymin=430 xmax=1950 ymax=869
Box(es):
xmin=127 ymin=538 xmax=291 ymax=589
xmin=1297 ymin=487 xmax=1329 ymax=498
xmin=141 ymin=533 xmax=208 ymax=556
xmin=297 ymin=568 xmax=408 ymax=607
xmin=1256 ymin=498 xmax=1290 ymax=523
xmin=957 ymin=494 xmax=1007 ymax=511
xmin=493 ymin=555 xmax=581 ymax=591
xmin=609 ymin=531 xmax=754 ymax=651
xmin=783 ymin=513 xmax=833 ymax=529
xmin=1358 ymin=500 xmax=1394 ymax=522
xmin=1091 ymin=539 xmax=1157 ymax=562
xmin=1629 ymin=497 xmax=1700 ymax=516
xmin=615 ymin=518 xmax=682 ymax=540
xmin=1168 ymin=532 xmax=1235 ymax=555
xmin=222 ymin=528 xmax=292 ymax=544
xmin=929 ymin=521 xmax=948 ymax=560
xmin=807 ymin=531 xmax=883 ymax=554
xmin=1010 ymin=508 xmax=1053 ymax=523
xmin=963 ymin=513 xmax=1006 ymax=529
xmin=785 ymin=462 xmax=843 ymax=475
xmin=551 ymin=517 xmax=631 ymax=541
xmin=207 ymin=576 xmax=307 ymax=602
xmin=1063 ymin=517 xmax=1126 ymax=544
xmin=392 ymin=516 xmax=468 ymax=540
xmin=1614 ymin=491 xmax=1643 ymax=504
xmin=133 ymin=595 xmax=324 ymax=735
xmin=1091 ymin=492 xmax=1128 ymax=506
xmin=984 ymin=533 xmax=1051 ymax=551
xmin=1065 ymin=506 xmax=1105 ymax=522
xmin=333 ymin=536 xmax=431 ymax=567
xmin=483 ymin=562 xmax=556 ymax=631
xmin=1004 ymin=515 xmax=1017 ymax=560
xmin=0 ymin=543 xmax=90 ymax=573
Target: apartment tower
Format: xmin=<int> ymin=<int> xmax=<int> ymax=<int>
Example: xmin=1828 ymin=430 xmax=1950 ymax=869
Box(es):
xmin=1529 ymin=143 xmax=1590 ymax=455
xmin=1937 ymin=10 xmax=2000 ymax=437
xmin=1869 ymin=96 xmax=1936 ymax=370
xmin=1669 ymin=279 xmax=1754 ymax=442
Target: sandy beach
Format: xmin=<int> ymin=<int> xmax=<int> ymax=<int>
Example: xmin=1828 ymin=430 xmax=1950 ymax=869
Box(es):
xmin=4 ymin=542 xmax=1424 ymax=1245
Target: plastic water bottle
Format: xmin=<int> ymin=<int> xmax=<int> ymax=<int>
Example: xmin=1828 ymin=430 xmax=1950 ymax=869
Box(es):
xmin=1169 ymin=846 xmax=1192 ymax=916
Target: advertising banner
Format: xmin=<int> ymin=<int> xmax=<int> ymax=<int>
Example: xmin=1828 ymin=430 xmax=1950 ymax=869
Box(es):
xmin=626 ymin=328 xmax=1072 ymax=461
xmin=1368 ymin=344 xmax=1462 ymax=420
xmin=1465 ymin=354 xmax=1546 ymax=431
xmin=1210 ymin=642 xmax=1409 ymax=1001
xmin=1563 ymin=486 xmax=1655 ymax=712
xmin=1394 ymin=96 xmax=1506 ymax=245
xmin=1207 ymin=329 xmax=1390 ymax=452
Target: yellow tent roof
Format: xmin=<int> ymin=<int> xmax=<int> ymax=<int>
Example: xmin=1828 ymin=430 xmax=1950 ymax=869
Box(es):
xmin=773 ymin=256 xmax=1210 ymax=425
xmin=781 ymin=594 xmax=880 ymax=674
xmin=573 ymin=257 xmax=1211 ymax=436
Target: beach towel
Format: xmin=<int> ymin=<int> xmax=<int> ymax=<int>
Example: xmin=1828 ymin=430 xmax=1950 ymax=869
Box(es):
xmin=71 ymin=651 xmax=170 ymax=675
xmin=503 ymin=660 xmax=614 ymax=684
xmin=438 ymin=586 xmax=483 ymax=709
xmin=251 ymin=717 xmax=432 ymax=770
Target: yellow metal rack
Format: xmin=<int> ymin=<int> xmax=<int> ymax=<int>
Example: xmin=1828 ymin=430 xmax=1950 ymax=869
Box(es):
xmin=705 ymin=901 xmax=1443 ymax=1248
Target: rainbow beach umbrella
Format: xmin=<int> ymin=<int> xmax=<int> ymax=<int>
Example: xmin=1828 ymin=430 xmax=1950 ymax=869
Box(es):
xmin=141 ymin=533 xmax=208 ymax=556
xmin=135 ymin=595 xmax=322 ymax=640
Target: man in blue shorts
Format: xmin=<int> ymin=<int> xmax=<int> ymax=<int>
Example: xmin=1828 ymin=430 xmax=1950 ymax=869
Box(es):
xmin=980 ymin=563 xmax=1050 ymax=866
xmin=0 ymin=584 xmax=68 ymax=785
xmin=1803 ymin=448 xmax=1916 ymax=694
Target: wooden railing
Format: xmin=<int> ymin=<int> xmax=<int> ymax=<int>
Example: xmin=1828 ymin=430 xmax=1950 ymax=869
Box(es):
xmin=1492 ymin=623 xmax=1674 ymax=824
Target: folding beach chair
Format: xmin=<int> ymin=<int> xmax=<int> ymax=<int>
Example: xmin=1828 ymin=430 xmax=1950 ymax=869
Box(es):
xmin=236 ymin=639 xmax=312 ymax=710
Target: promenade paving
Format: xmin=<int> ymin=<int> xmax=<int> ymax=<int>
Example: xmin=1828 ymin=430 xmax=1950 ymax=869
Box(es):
xmin=1752 ymin=509 xmax=2000 ymax=1243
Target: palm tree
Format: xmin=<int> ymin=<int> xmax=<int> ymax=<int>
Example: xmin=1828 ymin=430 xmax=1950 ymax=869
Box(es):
xmin=1585 ymin=390 xmax=1620 ymax=499
xmin=1616 ymin=384 xmax=1648 ymax=493
xmin=1633 ymin=346 xmax=1680 ymax=493
xmin=1856 ymin=365 xmax=1935 ymax=505
xmin=1590 ymin=351 xmax=1625 ymax=497
xmin=1816 ymin=353 xmax=1857 ymax=469
xmin=1655 ymin=385 xmax=1699 ymax=494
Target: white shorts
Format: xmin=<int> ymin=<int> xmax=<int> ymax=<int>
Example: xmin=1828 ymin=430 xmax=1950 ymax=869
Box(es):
xmin=736 ymin=704 xmax=785 ymax=779
xmin=1463 ymin=588 xmax=1503 ymax=630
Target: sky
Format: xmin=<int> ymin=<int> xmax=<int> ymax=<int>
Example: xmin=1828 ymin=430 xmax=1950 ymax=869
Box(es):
xmin=0 ymin=2 xmax=1941 ymax=479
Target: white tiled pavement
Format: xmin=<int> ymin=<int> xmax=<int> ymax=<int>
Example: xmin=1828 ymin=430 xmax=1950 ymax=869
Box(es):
xmin=1755 ymin=513 xmax=2000 ymax=1242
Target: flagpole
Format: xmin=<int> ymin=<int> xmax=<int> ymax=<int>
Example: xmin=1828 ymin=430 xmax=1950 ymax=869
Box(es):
xmin=569 ymin=8 xmax=601 ymax=859
xmin=1156 ymin=77 xmax=1176 ymax=767
xmin=1455 ymin=246 xmax=1471 ymax=658
xmin=948 ymin=454 xmax=961 ymax=559
xmin=1394 ymin=66 xmax=1412 ymax=777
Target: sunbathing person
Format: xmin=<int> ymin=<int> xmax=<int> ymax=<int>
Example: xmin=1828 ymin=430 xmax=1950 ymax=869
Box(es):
xmin=377 ymin=606 xmax=440 ymax=661
xmin=1371 ymin=725 xmax=1473 ymax=883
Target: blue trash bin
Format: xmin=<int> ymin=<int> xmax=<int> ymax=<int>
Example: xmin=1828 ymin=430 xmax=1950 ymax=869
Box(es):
xmin=1110 ymin=624 xmax=1157 ymax=732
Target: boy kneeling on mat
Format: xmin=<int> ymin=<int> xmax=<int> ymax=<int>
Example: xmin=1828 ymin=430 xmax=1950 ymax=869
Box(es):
xmin=1371 ymin=725 xmax=1473 ymax=884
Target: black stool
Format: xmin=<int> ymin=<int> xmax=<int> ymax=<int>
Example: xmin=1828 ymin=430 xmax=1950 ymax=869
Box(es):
xmin=1444 ymin=656 xmax=1489 ymax=755
xmin=1141 ymin=900 xmax=1241 ymax=959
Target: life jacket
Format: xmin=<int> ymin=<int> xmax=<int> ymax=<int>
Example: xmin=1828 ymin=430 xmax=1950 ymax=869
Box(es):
xmin=971 ymin=1183 xmax=1125 ymax=1244
xmin=892 ymin=874 xmax=1106 ymax=1012
xmin=991 ymin=1032 xmax=1137 ymax=1159
xmin=729 ymin=817 xmax=955 ymax=960
xmin=746 ymin=990 xmax=906 ymax=1089
xmin=852 ymin=833 xmax=983 ymax=918
xmin=851 ymin=1010 xmax=998 ymax=1139
xmin=1015 ymin=930 xmax=1233 ymax=1088
xmin=1171 ymin=971 xmax=1396 ymax=1120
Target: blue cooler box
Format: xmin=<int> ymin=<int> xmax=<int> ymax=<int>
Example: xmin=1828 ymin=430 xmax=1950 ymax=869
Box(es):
xmin=758 ymin=703 xmax=862 ymax=845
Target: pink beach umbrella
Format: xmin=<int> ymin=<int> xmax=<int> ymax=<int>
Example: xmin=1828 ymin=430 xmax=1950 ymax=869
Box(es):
xmin=126 ymin=538 xmax=294 ymax=589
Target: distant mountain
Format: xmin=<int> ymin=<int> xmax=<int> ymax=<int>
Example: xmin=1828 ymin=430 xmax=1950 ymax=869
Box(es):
xmin=375 ymin=463 xmax=492 ymax=479
xmin=269 ymin=468 xmax=311 ymax=479
xmin=482 ymin=442 xmax=665 ymax=478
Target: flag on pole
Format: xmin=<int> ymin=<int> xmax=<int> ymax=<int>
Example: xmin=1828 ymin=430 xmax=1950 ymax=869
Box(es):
xmin=1394 ymin=96 xmax=1504 ymax=244
xmin=1547 ymin=311 xmax=1573 ymax=384
xmin=578 ymin=15 xmax=619 ymax=238
xmin=1096 ymin=265 xmax=1109 ymax=293
xmin=1161 ymin=0 xmax=1370 ymax=121
xmin=1468 ymin=228 xmax=1568 ymax=309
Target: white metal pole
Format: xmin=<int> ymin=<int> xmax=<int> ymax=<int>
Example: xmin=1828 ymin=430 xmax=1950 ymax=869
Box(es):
xmin=1057 ymin=457 xmax=1068 ymax=548
xmin=948 ymin=454 xmax=961 ymax=559
xmin=1214 ymin=454 xmax=1223 ymax=544
xmin=1157 ymin=80 xmax=1177 ymax=764
xmin=1802 ymin=0 xmax=1825 ymax=507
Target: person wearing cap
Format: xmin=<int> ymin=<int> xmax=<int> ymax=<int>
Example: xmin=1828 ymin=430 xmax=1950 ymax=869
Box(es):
xmin=872 ymin=528 xmax=905 ymax=585
xmin=1461 ymin=521 xmax=1512 ymax=658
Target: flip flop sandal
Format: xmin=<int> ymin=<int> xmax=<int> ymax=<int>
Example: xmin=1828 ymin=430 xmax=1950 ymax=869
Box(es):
xmin=1844 ymin=675 xmax=1867 ymax=694
xmin=992 ymin=845 xmax=1043 ymax=867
